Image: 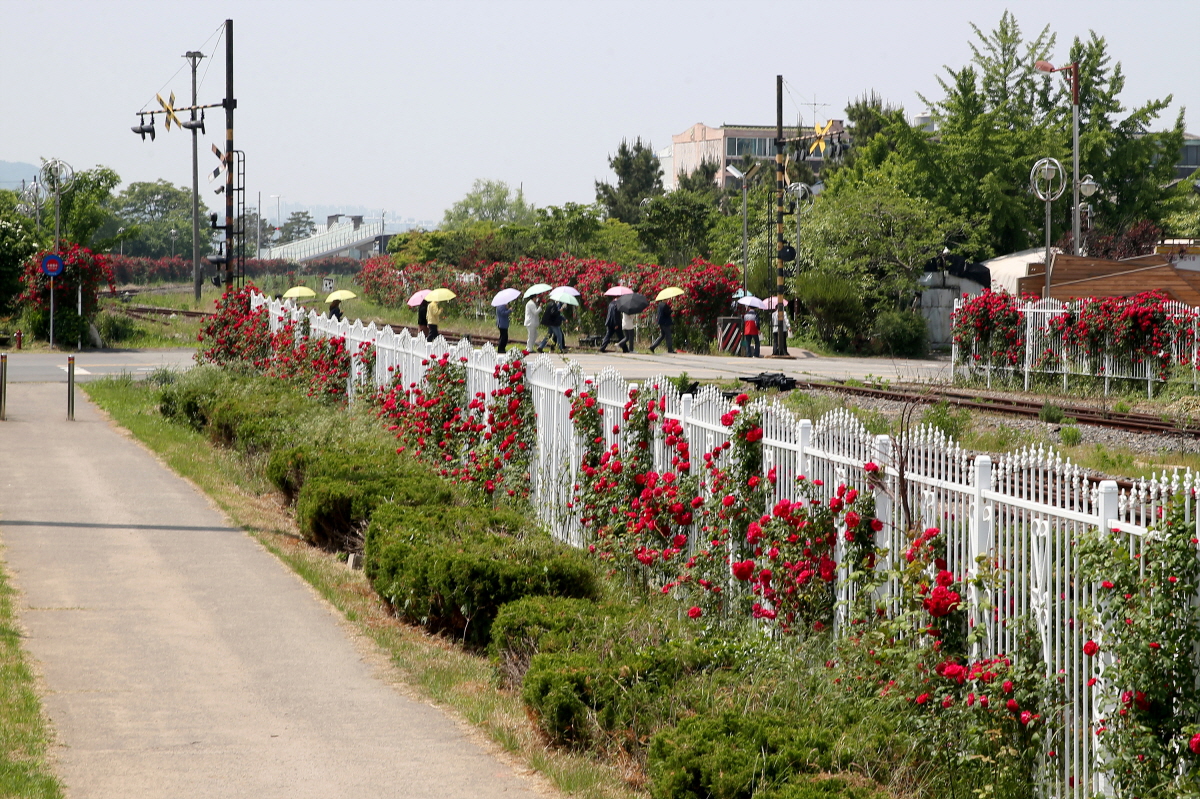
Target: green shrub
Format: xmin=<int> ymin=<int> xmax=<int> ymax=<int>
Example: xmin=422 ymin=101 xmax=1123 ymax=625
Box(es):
xmin=365 ymin=502 xmax=598 ymax=647
xmin=1113 ymin=400 xmax=1131 ymax=413
xmin=24 ymin=306 xmax=87 ymax=345
xmin=96 ymin=310 xmax=139 ymax=343
xmin=793 ymin=272 xmax=864 ymax=346
xmin=266 ymin=445 xmax=310 ymax=501
xmin=647 ymin=711 xmax=845 ymax=799
xmin=921 ymin=400 xmax=971 ymax=440
xmin=756 ymin=777 xmax=886 ymax=799
xmin=158 ymin=365 xmax=237 ymax=430
xmin=522 ymin=640 xmax=742 ymax=748
xmin=1060 ymin=425 xmax=1082 ymax=447
xmin=1038 ymin=402 xmax=1064 ymax=423
xmin=871 ymin=310 xmax=927 ymax=358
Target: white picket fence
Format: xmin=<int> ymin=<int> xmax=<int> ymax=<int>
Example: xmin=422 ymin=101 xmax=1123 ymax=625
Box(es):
xmin=951 ymin=296 xmax=1200 ymax=396
xmin=253 ymin=293 xmax=1199 ymax=797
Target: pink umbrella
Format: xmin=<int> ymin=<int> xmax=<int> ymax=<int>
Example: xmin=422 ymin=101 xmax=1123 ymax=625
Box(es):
xmin=762 ymin=297 xmax=790 ymax=310
xmin=604 ymin=286 xmax=633 ymax=296
xmin=407 ymin=289 xmax=431 ymax=307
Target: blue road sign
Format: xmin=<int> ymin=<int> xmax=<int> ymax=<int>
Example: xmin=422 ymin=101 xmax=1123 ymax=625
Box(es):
xmin=41 ymin=254 xmax=65 ymax=277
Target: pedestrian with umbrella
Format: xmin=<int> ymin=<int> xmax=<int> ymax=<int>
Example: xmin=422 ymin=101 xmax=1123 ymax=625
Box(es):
xmin=325 ymin=289 xmax=356 ymax=322
xmin=738 ymin=296 xmax=766 ymax=358
xmin=650 ymin=286 xmax=683 ymax=354
xmin=609 ymin=292 xmax=649 ymax=353
xmin=492 ymin=288 xmax=520 ymax=353
xmin=599 ymin=299 xmax=625 ymax=353
xmin=523 ymin=284 xmax=550 ymax=352
xmin=536 ymin=299 xmax=566 ymax=353
xmin=424 ymin=288 xmax=456 ymax=340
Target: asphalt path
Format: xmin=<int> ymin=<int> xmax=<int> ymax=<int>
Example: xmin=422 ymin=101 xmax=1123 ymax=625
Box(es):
xmin=1 ymin=345 xmax=948 ymax=386
xmin=2 ymin=348 xmax=196 ymax=382
xmin=0 ymin=383 xmax=548 ymax=799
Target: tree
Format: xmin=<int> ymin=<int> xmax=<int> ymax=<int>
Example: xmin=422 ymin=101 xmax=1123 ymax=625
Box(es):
xmin=278 ymin=211 xmax=316 ymax=244
xmin=238 ymin=208 xmax=273 ymax=254
xmin=595 ymin=138 xmax=663 ymax=224
xmin=796 ymin=173 xmax=970 ymax=311
xmin=52 ymin=166 xmax=123 ymax=251
xmin=636 ymin=190 xmax=718 ymax=267
xmin=112 ymin=179 xmax=212 ymax=258
xmin=441 ymin=179 xmax=536 ymax=229
xmin=534 ymin=202 xmax=603 ymax=254
xmin=0 ymin=189 xmax=46 ymax=312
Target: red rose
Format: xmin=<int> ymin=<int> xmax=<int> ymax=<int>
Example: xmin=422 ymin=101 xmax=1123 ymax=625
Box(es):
xmin=687 ymin=606 xmax=703 ymax=619
xmin=923 ymin=586 xmax=961 ymax=618
xmin=863 ymin=462 xmax=879 ymax=473
xmin=1006 ymin=699 xmax=1019 ymax=713
xmin=731 ymin=560 xmax=755 ymax=581
xmin=1083 ymin=640 xmax=1099 ymax=657
xmin=915 ymin=693 xmax=930 ymax=705
xmin=1191 ymin=733 xmax=1200 ymax=755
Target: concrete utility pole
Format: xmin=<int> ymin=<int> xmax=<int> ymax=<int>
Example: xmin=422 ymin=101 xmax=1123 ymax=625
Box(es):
xmin=223 ymin=18 xmax=236 ymax=289
xmin=186 ymin=50 xmax=204 ymax=303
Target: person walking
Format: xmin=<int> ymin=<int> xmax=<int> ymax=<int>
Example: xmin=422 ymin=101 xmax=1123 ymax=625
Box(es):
xmin=649 ymin=300 xmax=675 ymax=354
xmin=598 ymin=299 xmax=626 ymax=353
xmin=417 ymin=299 xmax=430 ymax=339
xmin=427 ymin=300 xmax=442 ymax=339
xmin=524 ymin=296 xmax=541 ymax=352
xmin=742 ymin=307 xmax=761 ymax=358
xmin=536 ymin=300 xmax=565 ymax=353
xmin=496 ymin=301 xmax=511 ymax=353
xmin=771 ymin=305 xmax=791 ymax=353
xmin=621 ymin=311 xmax=637 ymax=353
xmin=329 ymin=299 xmax=344 ymax=321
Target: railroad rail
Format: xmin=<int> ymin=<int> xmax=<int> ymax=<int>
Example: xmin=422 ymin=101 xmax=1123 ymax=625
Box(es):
xmin=794 ymin=379 xmax=1197 ymax=438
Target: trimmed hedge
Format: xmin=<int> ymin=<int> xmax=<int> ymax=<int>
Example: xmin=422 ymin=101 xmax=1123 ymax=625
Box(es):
xmin=365 ymin=502 xmax=599 ymax=647
xmin=647 ymin=712 xmax=852 ymax=799
xmin=521 ymin=640 xmax=741 ymax=748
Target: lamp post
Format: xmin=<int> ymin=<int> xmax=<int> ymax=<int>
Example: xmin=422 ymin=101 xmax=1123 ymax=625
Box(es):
xmin=271 ymin=194 xmax=282 ymax=237
xmin=170 ymin=228 xmax=179 ymax=258
xmin=1030 ymin=157 xmax=1067 ymax=298
xmin=726 ymin=165 xmax=750 ymax=296
xmin=40 ymin=159 xmax=75 ymax=349
xmin=1035 ymin=60 xmax=1100 ymax=256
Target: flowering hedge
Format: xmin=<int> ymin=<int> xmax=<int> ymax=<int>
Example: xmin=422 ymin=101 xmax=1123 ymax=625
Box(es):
xmin=196 ymin=284 xmax=350 ymax=401
xmin=107 ymin=255 xmax=361 ymax=285
xmin=1078 ymin=500 xmax=1200 ymax=797
xmin=951 ymin=289 xmax=1025 ymax=369
xmin=18 ymin=245 xmax=116 ymax=341
xmin=357 ymin=255 xmax=741 ymax=347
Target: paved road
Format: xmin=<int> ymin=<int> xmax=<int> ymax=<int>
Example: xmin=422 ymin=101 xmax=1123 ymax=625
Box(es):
xmin=0 ymin=382 xmax=546 ymax=799
xmin=539 ymin=347 xmax=951 ymax=384
xmin=1 ymin=349 xmax=196 ymax=382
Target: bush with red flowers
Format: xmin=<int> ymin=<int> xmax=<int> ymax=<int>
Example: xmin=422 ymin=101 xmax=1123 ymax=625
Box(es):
xmin=18 ymin=244 xmax=116 ymax=342
xmin=1078 ymin=498 xmax=1200 ymax=797
xmin=951 ymin=289 xmax=1025 ymax=373
xmin=196 ymin=283 xmax=272 ymax=367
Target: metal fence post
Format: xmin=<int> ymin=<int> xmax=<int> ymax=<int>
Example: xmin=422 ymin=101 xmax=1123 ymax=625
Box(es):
xmin=0 ymin=352 xmax=7 ymax=421
xmin=67 ymin=355 xmax=75 ymax=421
xmin=1097 ymin=480 xmax=1119 ymax=533
xmin=969 ymin=455 xmax=993 ymax=655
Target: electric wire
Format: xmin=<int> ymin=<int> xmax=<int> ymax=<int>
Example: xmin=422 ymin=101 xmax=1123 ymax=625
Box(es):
xmin=136 ymin=21 xmax=224 ymax=113
xmin=197 ymin=24 xmax=223 ymax=94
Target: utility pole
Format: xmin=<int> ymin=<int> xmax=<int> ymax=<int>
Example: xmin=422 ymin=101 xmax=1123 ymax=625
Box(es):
xmin=773 ymin=75 xmax=791 ymax=358
xmin=223 ymin=18 xmax=236 ymax=289
xmin=185 ymin=50 xmax=204 ymax=303
xmin=257 ymin=191 xmax=262 ymax=256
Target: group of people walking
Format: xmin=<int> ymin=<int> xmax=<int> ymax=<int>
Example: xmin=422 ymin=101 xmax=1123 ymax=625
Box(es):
xmin=489 ymin=295 xmax=677 ymax=356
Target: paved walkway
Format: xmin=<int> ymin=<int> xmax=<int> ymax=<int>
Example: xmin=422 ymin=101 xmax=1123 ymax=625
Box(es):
xmin=0 ymin=382 xmax=545 ymax=799
xmin=1 ymin=349 xmax=195 ymax=383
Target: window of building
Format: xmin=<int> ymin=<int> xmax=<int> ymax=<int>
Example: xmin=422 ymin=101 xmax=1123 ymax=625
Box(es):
xmin=726 ymin=137 xmax=771 ymax=158
xmin=1182 ymin=143 xmax=1200 ymax=167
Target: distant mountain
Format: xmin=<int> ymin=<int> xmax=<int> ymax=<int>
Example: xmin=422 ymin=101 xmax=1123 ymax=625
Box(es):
xmin=0 ymin=160 xmax=39 ymax=190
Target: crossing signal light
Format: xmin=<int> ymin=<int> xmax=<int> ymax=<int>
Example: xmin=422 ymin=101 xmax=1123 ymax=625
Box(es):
xmin=209 ymin=213 xmax=219 ymax=229
xmin=131 ymin=114 xmax=155 ymax=141
xmin=181 ymin=111 xmax=205 ymax=135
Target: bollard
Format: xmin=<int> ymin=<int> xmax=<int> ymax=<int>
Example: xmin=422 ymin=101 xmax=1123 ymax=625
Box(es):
xmin=15 ymin=329 xmax=22 ymax=350
xmin=0 ymin=353 xmax=6 ymax=421
xmin=67 ymin=355 xmax=75 ymax=421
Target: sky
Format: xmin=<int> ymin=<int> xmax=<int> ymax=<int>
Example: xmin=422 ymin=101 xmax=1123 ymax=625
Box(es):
xmin=2 ymin=0 xmax=1196 ymax=226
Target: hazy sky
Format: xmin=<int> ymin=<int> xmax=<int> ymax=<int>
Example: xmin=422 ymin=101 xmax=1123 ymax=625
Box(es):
xmin=2 ymin=0 xmax=1196 ymax=224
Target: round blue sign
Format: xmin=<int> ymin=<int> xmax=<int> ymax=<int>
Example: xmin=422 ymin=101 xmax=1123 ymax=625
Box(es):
xmin=41 ymin=254 xmax=65 ymax=277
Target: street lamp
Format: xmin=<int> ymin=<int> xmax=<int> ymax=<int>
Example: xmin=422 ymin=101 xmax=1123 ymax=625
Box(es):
xmin=1030 ymin=157 xmax=1067 ymax=298
xmin=726 ymin=163 xmax=761 ymax=296
xmin=1035 ymin=59 xmax=1097 ymax=256
xmin=271 ymin=194 xmax=282 ymax=235
xmin=170 ymin=228 xmax=179 ymax=258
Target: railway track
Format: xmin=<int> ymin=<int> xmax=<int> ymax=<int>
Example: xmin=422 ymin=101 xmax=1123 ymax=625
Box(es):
xmin=120 ymin=304 xmax=213 ymax=320
xmin=794 ymin=379 xmax=1198 ymax=439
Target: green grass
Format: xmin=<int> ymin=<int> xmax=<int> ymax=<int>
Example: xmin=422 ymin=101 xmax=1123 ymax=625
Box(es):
xmin=82 ymin=376 xmax=637 ymax=799
xmin=0 ymin=550 xmax=65 ymax=798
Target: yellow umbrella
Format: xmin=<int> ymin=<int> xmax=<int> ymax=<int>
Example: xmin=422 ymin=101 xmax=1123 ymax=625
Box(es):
xmin=325 ymin=289 xmax=357 ymax=302
xmin=425 ymin=287 xmax=456 ymax=302
xmin=282 ymin=286 xmax=316 ymax=299
xmin=655 ymin=286 xmax=685 ymax=301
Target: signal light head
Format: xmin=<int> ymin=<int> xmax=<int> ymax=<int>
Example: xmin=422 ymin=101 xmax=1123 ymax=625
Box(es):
xmin=131 ymin=113 xmax=155 ymax=141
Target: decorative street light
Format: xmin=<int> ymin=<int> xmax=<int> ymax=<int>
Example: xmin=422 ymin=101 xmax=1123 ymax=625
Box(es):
xmin=39 ymin=158 xmax=75 ymax=348
xmin=170 ymin=228 xmax=179 ymax=258
xmin=726 ymin=163 xmax=761 ymax=297
xmin=1030 ymin=157 xmax=1067 ymax=298
xmin=15 ymin=179 xmax=47 ymax=229
xmin=1035 ymin=59 xmax=1099 ymax=256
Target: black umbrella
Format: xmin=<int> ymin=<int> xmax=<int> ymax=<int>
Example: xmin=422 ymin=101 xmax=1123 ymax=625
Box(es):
xmin=613 ymin=292 xmax=650 ymax=314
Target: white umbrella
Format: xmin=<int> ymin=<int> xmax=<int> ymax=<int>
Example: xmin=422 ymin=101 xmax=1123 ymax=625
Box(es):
xmin=548 ymin=287 xmax=579 ymax=306
xmin=737 ymin=296 xmax=767 ymax=310
xmin=554 ymin=286 xmax=581 ymax=296
xmin=491 ymin=288 xmax=521 ymax=307
xmin=604 ymin=286 xmax=633 ymax=296
xmin=523 ymin=283 xmax=552 ymax=298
